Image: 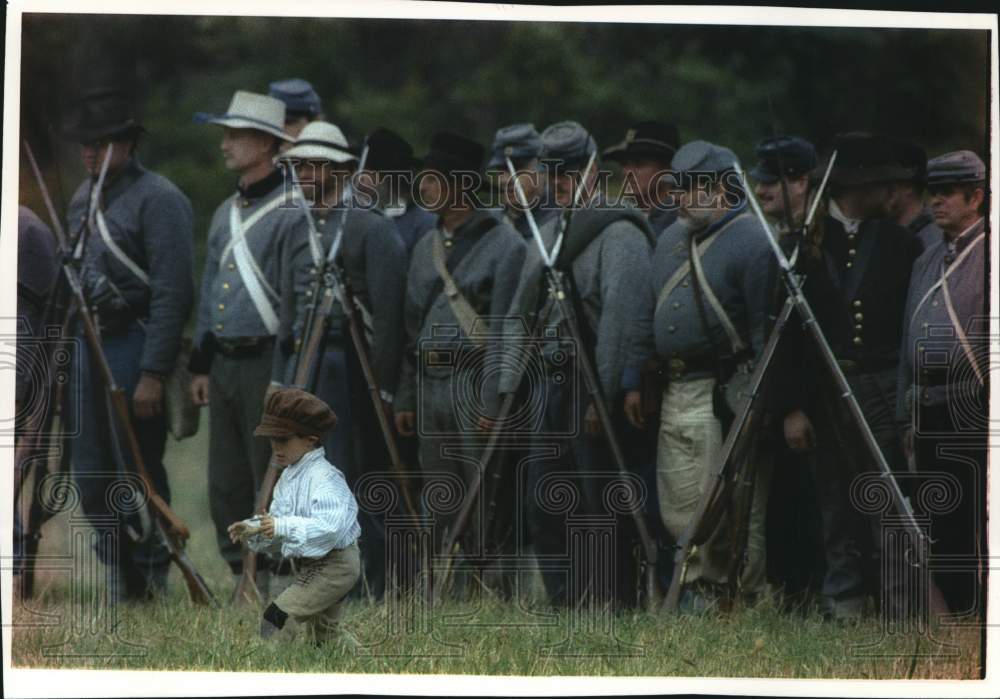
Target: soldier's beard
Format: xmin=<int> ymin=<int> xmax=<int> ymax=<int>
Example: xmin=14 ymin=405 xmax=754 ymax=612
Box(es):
xmin=678 ymin=207 xmax=717 ymax=228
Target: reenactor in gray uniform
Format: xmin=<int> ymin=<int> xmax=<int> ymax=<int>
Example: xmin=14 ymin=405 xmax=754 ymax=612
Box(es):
xmin=886 ymin=139 xmax=943 ymax=251
xmin=778 ymin=132 xmax=922 ymax=620
xmin=504 ymin=121 xmax=655 ymax=607
xmin=898 ymin=150 xmax=987 ymax=619
xmin=63 ymin=87 xmax=195 ymax=600
xmin=188 ymin=90 xmax=306 ymax=582
xmin=393 ymin=132 xmax=526 ymax=595
xmin=361 ymin=127 xmax=437 ymax=255
xmin=603 ymin=120 xmax=681 ymax=237
xmin=486 ymin=123 xmax=558 ymax=239
xmin=626 ymin=140 xmax=774 ymax=610
xmin=271 ymin=120 xmax=408 ymax=599
xmin=268 ymin=78 xmax=324 ymax=143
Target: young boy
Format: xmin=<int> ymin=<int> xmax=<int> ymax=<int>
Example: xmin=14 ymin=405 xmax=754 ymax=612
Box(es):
xmin=228 ymin=387 xmax=361 ymax=645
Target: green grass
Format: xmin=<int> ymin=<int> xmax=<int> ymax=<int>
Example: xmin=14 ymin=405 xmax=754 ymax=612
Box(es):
xmin=11 ymin=413 xmax=984 ymax=677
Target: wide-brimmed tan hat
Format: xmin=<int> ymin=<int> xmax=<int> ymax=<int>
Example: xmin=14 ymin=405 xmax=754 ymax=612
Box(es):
xmin=276 ymin=121 xmax=357 ymax=164
xmin=194 ymin=90 xmax=293 ymax=142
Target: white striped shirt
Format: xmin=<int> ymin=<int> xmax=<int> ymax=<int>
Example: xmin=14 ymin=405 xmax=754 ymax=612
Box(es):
xmin=248 ymin=447 xmax=361 ymax=558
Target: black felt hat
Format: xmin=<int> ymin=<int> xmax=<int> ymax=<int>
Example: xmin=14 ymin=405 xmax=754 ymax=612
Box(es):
xmin=420 ymin=131 xmax=485 ymax=175
xmin=62 ymin=87 xmax=145 ymax=144
xmin=365 ymin=127 xmax=422 ymax=172
xmin=829 ymin=132 xmax=913 ymax=187
xmin=603 ymin=120 xmax=679 ymax=165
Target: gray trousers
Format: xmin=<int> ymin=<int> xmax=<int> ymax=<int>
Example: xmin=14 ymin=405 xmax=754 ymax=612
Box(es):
xmin=418 ymin=372 xmax=508 ymax=596
xmin=208 ymin=350 xmax=275 ymax=573
xmin=809 ymin=367 xmax=907 ymax=617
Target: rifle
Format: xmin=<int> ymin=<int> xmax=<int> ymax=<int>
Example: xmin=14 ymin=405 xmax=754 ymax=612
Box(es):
xmin=15 ymin=140 xmax=103 ymax=597
xmin=234 ymin=145 xmax=422 ymax=603
xmin=437 ymin=152 xmax=662 ymax=610
xmin=25 ymin=141 xmax=216 ymax=606
xmin=665 ymin=160 xmax=928 ymax=610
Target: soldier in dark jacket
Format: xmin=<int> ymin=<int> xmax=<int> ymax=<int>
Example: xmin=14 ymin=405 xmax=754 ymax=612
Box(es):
xmin=898 ymin=150 xmax=988 ymax=619
xmin=778 ymin=132 xmax=923 ymax=621
xmin=749 ymin=135 xmax=827 ymax=598
xmin=394 ymin=132 xmax=526 ymax=597
xmin=272 ymin=120 xmax=408 ymax=599
xmin=603 ymin=121 xmax=681 ymax=237
xmin=63 ymin=87 xmax=194 ymax=601
xmin=361 ymin=127 xmax=436 ymax=256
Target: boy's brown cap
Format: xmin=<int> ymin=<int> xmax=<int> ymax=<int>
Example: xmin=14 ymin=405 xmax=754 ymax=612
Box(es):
xmin=254 ymin=386 xmax=338 ymax=438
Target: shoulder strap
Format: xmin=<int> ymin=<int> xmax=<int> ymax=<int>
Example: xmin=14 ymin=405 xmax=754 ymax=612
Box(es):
xmin=95 ymin=208 xmax=150 ymax=286
xmin=655 ymin=213 xmax=747 ymax=314
xmin=430 ymin=231 xmax=486 ymax=345
xmin=229 ymin=201 xmax=280 ymax=335
xmin=689 ymin=231 xmax=746 ymax=354
xmin=220 ymin=193 xmax=288 ymax=268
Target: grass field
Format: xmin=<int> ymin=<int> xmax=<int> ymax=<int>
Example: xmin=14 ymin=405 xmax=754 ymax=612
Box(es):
xmin=10 ymin=414 xmax=986 ymax=678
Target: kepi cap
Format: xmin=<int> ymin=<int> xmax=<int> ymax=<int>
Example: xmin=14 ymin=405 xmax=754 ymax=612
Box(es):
xmin=541 ymin=121 xmax=597 ymax=170
xmin=750 ymin=135 xmax=817 ymax=183
xmin=487 ymin=123 xmax=544 ymax=170
xmin=926 ymin=150 xmax=986 ymax=188
xmin=268 ymin=78 xmax=323 ymax=118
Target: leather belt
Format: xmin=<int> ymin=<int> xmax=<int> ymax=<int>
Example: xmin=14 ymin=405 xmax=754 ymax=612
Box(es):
xmin=660 ymin=354 xmax=716 ymax=381
xmin=215 ymin=336 xmax=275 ymax=359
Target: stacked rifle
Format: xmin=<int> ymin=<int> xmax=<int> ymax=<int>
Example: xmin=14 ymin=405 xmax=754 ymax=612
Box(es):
xmin=17 ymin=140 xmax=216 ymax=606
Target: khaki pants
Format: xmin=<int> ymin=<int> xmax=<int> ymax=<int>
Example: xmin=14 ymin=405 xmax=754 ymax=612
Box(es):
xmin=270 ymin=542 xmax=361 ymax=644
xmin=656 ymin=378 xmax=770 ymax=593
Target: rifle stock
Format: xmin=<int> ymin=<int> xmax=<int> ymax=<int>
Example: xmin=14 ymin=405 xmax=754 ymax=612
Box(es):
xmin=232 ymin=462 xmax=279 ymax=605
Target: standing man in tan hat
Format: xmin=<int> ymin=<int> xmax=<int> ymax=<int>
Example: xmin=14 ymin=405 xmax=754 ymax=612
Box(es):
xmin=229 ymin=387 xmax=360 ymax=645
xmin=272 ymin=120 xmax=408 ymax=599
xmin=188 ymin=90 xmax=307 ymax=587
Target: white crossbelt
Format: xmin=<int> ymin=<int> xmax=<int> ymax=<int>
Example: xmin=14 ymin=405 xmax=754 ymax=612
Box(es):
xmin=227 ymin=198 xmax=285 ymax=335
xmin=94 ymin=208 xmax=151 ymax=286
xmin=910 ymin=220 xmax=985 ymax=386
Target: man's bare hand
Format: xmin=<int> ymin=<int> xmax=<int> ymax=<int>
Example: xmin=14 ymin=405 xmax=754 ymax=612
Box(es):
xmin=133 ymin=374 xmax=164 ymax=420
xmin=623 ymin=390 xmax=645 ymax=430
xmin=784 ymin=409 xmax=816 ymax=452
xmin=190 ymin=374 xmax=210 ymax=406
xmin=395 ymin=411 xmax=416 ymax=437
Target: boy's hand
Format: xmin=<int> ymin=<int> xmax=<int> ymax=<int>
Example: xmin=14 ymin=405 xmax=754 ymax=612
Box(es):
xmin=227 ymin=520 xmax=253 ymax=544
xmin=259 ymin=515 xmax=275 ymax=538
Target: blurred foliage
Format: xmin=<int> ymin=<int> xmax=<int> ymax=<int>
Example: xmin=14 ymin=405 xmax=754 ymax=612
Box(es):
xmin=18 ymin=13 xmax=990 ymax=272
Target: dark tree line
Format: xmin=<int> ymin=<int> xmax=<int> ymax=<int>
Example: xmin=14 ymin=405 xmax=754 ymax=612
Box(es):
xmin=18 ymin=13 xmax=990 ymax=273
